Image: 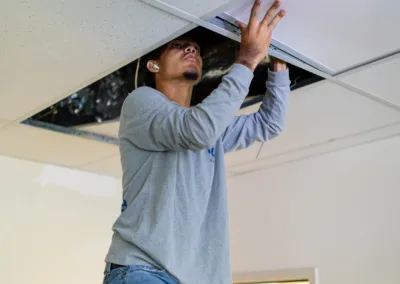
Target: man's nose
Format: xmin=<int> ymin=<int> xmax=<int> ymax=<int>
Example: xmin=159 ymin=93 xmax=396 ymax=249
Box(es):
xmin=184 ymin=45 xmax=197 ymax=54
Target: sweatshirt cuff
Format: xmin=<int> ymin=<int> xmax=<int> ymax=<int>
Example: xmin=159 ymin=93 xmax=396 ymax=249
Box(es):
xmin=267 ymin=68 xmax=290 ymax=85
xmin=230 ymin=63 xmax=254 ymax=85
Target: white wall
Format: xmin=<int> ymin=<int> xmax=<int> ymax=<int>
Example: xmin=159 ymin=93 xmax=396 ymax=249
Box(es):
xmin=228 ymin=136 xmax=400 ymax=284
xmin=1 ymin=136 xmax=399 ymax=284
xmin=0 ymin=156 xmax=121 ymax=284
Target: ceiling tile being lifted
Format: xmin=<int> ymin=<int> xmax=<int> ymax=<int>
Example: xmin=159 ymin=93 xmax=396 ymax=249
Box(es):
xmin=223 ymin=0 xmax=400 ymax=74
xmin=156 ymin=0 xmax=243 ymax=19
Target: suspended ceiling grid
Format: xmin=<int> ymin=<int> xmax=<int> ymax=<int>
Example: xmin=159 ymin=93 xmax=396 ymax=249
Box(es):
xmin=0 ymin=0 xmax=399 ymax=177
xmin=338 ymin=54 xmax=400 ymax=106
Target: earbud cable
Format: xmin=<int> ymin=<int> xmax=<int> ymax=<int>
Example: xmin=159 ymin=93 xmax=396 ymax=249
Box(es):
xmin=135 ymin=57 xmax=141 ymax=89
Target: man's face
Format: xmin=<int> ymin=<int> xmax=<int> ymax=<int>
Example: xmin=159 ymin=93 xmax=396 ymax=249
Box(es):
xmin=150 ymin=39 xmax=203 ymax=83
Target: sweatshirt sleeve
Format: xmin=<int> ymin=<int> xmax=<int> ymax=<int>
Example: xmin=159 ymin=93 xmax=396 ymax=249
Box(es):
xmin=118 ymin=64 xmax=254 ymax=152
xmin=220 ymin=68 xmax=290 ymax=153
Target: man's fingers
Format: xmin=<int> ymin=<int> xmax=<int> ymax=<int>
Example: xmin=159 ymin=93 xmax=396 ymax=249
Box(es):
xmin=261 ymin=0 xmax=281 ymax=26
xmin=236 ymin=20 xmax=247 ymax=34
xmin=268 ymin=9 xmax=286 ymax=30
xmin=249 ymin=0 xmax=262 ymax=27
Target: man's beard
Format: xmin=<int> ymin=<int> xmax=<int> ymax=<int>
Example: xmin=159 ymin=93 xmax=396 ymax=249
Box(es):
xmin=183 ymin=71 xmax=200 ymax=81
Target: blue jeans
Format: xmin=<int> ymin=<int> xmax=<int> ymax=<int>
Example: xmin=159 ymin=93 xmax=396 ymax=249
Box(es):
xmin=103 ymin=265 xmax=179 ymax=284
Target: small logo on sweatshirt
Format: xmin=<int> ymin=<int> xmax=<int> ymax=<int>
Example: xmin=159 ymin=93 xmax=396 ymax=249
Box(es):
xmin=121 ymin=199 xmax=127 ymax=213
xmin=207 ymin=147 xmax=215 ymax=163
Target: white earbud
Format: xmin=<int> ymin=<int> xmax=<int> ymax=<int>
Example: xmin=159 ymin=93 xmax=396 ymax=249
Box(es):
xmin=153 ymin=64 xmax=160 ymax=71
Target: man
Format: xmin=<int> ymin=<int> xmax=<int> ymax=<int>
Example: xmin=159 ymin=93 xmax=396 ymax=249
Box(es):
xmin=103 ymin=0 xmax=290 ymax=283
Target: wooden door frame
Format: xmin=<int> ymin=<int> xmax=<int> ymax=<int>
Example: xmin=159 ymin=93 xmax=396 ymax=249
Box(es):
xmin=233 ymin=267 xmax=318 ymax=284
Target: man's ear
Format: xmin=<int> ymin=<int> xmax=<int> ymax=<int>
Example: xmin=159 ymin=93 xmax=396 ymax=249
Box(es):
xmin=147 ymin=60 xmax=160 ymax=73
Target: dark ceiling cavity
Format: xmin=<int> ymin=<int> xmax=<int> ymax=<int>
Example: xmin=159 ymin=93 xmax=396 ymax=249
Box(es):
xmin=30 ymin=26 xmax=323 ymax=127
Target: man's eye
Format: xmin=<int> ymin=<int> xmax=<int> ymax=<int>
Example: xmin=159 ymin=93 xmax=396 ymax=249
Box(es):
xmin=172 ymin=43 xmax=183 ymax=49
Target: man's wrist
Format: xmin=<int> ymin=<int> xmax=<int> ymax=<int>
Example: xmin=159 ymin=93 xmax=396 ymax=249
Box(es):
xmin=235 ymin=55 xmax=257 ymax=72
xmin=271 ymin=62 xmax=287 ymax=72
xmin=269 ymin=56 xmax=287 ymax=72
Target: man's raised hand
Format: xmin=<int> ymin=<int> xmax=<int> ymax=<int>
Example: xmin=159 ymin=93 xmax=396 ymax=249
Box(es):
xmin=236 ymin=0 xmax=287 ymax=71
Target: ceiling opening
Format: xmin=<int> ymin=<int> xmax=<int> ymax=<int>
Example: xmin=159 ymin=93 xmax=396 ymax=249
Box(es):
xmin=27 ymin=26 xmax=323 ymax=128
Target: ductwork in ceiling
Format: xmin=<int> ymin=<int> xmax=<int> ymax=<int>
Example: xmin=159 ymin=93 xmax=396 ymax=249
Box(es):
xmin=29 ymin=26 xmax=323 ymax=127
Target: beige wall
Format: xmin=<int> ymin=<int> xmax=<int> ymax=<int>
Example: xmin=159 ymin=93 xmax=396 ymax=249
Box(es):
xmin=0 ymin=156 xmax=121 ymax=284
xmin=228 ymin=136 xmax=400 ymax=284
xmin=1 ymin=136 xmax=400 ymax=284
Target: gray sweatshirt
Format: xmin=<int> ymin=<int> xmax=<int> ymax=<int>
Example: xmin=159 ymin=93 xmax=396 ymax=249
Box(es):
xmin=105 ymin=64 xmax=290 ymax=283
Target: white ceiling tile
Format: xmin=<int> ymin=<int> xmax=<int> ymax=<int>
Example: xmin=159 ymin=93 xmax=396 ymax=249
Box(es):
xmin=338 ymin=54 xmax=400 ymax=107
xmin=79 ymin=155 xmax=122 ymax=178
xmin=258 ymin=81 xmax=400 ymax=159
xmin=0 ymin=0 xmax=192 ymax=123
xmin=0 ymin=124 xmax=119 ymax=168
xmin=225 ymin=0 xmax=400 ymax=73
xmin=159 ymin=0 xmax=244 ymax=18
xmin=75 ymin=121 xmax=120 ymax=138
